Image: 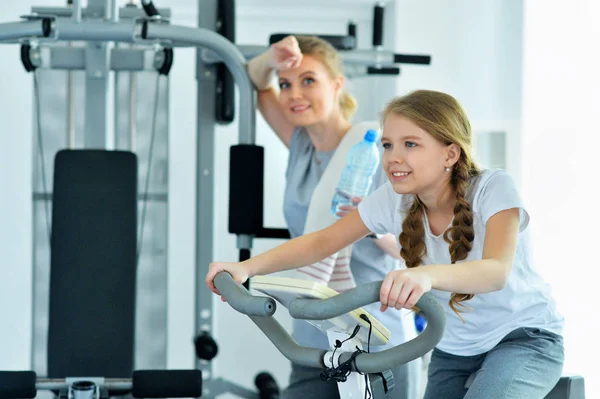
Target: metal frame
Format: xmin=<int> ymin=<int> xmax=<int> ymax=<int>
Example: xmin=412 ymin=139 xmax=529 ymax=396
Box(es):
xmin=194 ymin=0 xmax=220 ymax=394
xmin=26 ymin=0 xmax=174 ymax=377
xmin=1 ymin=1 xmax=256 ymax=397
xmin=193 ymin=2 xmax=259 ymax=396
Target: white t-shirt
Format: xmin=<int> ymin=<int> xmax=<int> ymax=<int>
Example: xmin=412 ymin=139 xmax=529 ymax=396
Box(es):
xmin=357 ymin=168 xmax=564 ymax=356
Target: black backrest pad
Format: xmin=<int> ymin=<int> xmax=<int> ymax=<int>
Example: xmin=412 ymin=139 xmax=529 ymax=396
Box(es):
xmin=228 ymin=145 xmax=264 ymax=235
xmin=48 ymin=150 xmax=137 ymax=378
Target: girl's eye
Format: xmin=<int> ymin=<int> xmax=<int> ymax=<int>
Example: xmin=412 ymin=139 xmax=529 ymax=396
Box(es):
xmin=279 ymin=82 xmax=290 ymax=89
xmin=303 ymin=77 xmax=315 ymax=85
xmin=405 ymin=141 xmax=417 ymax=148
xmin=382 ymin=142 xmax=392 ymax=150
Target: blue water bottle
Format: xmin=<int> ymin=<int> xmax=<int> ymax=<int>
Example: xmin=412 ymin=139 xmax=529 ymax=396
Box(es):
xmin=331 ymin=129 xmax=380 ymax=218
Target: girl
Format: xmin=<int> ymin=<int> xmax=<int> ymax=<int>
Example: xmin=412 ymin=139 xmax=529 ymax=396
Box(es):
xmin=207 ymin=89 xmax=565 ymax=398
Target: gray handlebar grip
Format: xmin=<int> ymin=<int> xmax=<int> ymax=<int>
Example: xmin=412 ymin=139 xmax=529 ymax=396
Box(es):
xmin=288 ymin=281 xmax=384 ymax=320
xmin=214 ymin=272 xmax=276 ymax=317
xmin=248 ymin=316 xmax=327 ymax=369
xmin=288 ymin=281 xmax=445 ymax=373
xmin=340 ymin=292 xmax=445 ymax=373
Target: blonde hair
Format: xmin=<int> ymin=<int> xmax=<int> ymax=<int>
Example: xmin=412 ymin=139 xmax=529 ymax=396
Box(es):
xmin=294 ymin=35 xmax=357 ymax=121
xmin=381 ymin=90 xmax=480 ymax=318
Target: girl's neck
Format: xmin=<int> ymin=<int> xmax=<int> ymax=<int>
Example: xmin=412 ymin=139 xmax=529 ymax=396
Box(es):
xmin=418 ymin=182 xmax=457 ymax=216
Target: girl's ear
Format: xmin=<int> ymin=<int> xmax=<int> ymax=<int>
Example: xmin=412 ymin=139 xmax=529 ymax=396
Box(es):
xmin=445 ymin=143 xmax=461 ymax=167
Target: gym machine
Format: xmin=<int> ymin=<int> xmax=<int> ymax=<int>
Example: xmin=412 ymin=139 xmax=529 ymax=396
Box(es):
xmin=214 ymin=271 xmax=586 ymax=399
xmin=0 ymin=0 xmax=268 ymax=397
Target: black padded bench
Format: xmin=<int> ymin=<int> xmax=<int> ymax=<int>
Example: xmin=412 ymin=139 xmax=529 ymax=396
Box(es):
xmin=48 ymin=150 xmax=137 ymax=378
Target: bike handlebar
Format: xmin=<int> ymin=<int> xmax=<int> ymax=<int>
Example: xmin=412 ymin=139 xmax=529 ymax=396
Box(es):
xmin=214 ymin=272 xmax=446 ymax=373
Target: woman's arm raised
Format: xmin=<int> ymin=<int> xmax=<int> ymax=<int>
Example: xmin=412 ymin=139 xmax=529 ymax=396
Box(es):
xmin=247 ymin=36 xmax=302 ymax=147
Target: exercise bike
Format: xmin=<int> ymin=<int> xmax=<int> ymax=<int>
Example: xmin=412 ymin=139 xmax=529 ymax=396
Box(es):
xmin=214 ymin=272 xmax=445 ymax=398
xmin=217 ymin=272 xmax=586 ymax=399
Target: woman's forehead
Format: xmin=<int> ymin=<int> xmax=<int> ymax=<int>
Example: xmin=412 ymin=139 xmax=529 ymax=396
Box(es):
xmin=279 ymin=56 xmax=328 ymax=79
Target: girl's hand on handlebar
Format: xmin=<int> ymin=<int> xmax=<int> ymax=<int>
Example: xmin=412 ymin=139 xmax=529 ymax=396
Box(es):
xmin=380 ymin=268 xmax=432 ymax=312
xmin=269 ymin=35 xmax=303 ymax=71
xmin=205 ymin=262 xmax=249 ymax=300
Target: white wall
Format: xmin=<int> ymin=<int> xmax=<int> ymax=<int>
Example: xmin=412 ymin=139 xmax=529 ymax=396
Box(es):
xmin=521 ymin=0 xmax=599 ymax=396
xmin=391 ymin=0 xmax=524 ymax=182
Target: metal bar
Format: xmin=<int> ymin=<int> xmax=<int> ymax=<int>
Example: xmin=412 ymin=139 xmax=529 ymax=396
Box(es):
xmin=200 ymin=45 xmax=266 ymax=64
xmin=236 ymin=235 xmax=253 ymax=250
xmin=50 ymin=47 xmax=85 ymax=69
xmin=340 ymin=49 xmax=395 ymax=66
xmin=248 ymin=315 xmax=326 ymax=369
xmin=194 ymin=0 xmax=218 ymax=386
xmin=37 ymin=379 xmax=132 ymax=391
xmin=31 ymin=6 xmax=171 ymax=19
xmin=201 ymin=45 xmax=416 ymax=68
xmin=111 ymin=48 xmax=145 ymax=70
xmin=110 ymin=0 xmax=119 ymax=23
xmin=114 ymin=69 xmax=121 ymax=149
xmin=54 ymin=19 xmax=137 ymax=42
xmin=86 ymin=0 xmax=108 ymax=18
xmin=84 ymin=41 xmax=110 ymax=148
xmin=85 ymin=75 xmax=107 ymax=148
xmin=33 ymin=192 xmax=168 ymax=201
xmin=0 ymin=20 xmax=46 ymax=40
xmin=67 ymin=0 xmax=79 ymax=149
xmin=48 ymin=47 xmax=147 ymax=71
xmin=195 ymin=57 xmax=217 ymax=394
xmin=129 ymin=71 xmax=137 ymax=151
xmin=67 ymin=68 xmax=76 ymax=148
xmin=72 ymin=0 xmax=82 ymax=23
xmin=144 ymin=23 xmax=256 ymax=144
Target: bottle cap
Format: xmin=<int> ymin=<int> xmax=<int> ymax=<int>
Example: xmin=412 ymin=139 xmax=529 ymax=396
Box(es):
xmin=364 ymin=129 xmax=378 ymax=142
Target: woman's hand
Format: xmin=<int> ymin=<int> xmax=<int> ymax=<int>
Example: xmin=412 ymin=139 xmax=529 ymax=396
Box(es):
xmin=380 ymin=268 xmax=432 ymax=312
xmin=335 ymin=196 xmax=363 ymax=218
xmin=205 ymin=261 xmax=250 ymax=301
xmin=269 ymin=35 xmax=303 ymax=70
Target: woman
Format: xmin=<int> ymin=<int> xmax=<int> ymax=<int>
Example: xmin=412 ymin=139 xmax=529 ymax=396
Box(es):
xmin=246 ymin=35 xmax=419 ymax=399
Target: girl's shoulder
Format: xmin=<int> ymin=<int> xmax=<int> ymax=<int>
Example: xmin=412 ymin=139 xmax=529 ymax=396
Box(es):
xmin=467 ymin=168 xmax=516 ymax=205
